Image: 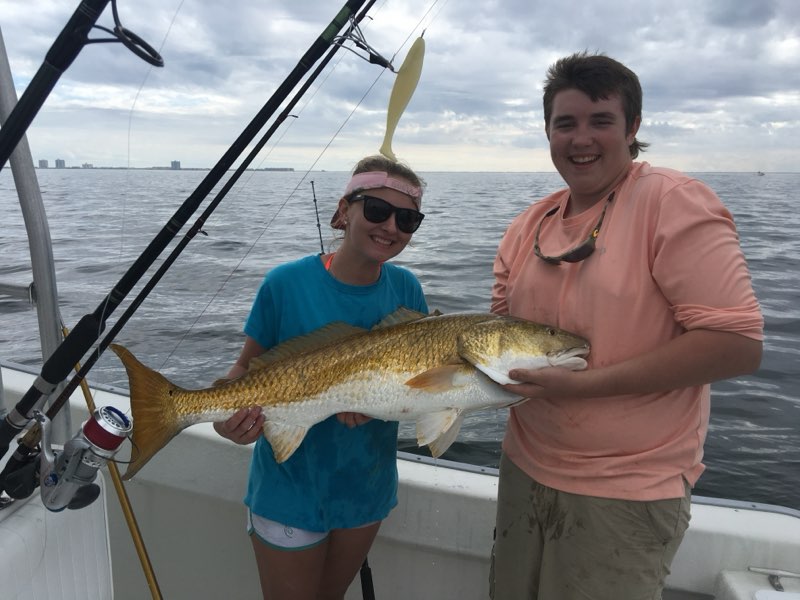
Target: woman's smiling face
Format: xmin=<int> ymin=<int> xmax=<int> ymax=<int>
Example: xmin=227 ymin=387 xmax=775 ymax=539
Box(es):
xmin=342 ymin=186 xmax=418 ymax=263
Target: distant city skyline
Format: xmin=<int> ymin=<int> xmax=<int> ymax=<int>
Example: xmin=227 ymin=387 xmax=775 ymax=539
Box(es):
xmin=36 ymin=158 xmax=179 ymax=169
xmin=33 ymin=158 xmax=296 ymax=172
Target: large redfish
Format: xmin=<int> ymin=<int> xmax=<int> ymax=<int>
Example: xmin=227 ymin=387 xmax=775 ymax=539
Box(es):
xmin=111 ymin=310 xmax=589 ymax=479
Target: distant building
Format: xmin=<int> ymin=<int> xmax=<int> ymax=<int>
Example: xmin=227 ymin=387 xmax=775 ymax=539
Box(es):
xmin=55 ymin=159 xmax=66 ymax=169
xmin=38 ymin=159 xmax=48 ymax=168
xmin=81 ymin=163 xmax=94 ymax=169
xmin=171 ymin=161 xmax=181 ymax=170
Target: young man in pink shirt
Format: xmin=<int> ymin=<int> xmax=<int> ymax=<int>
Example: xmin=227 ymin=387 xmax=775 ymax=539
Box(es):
xmin=488 ymin=52 xmax=763 ymax=600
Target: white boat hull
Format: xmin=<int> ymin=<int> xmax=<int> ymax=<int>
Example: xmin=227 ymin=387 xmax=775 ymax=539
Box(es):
xmin=0 ymin=463 xmax=113 ymax=599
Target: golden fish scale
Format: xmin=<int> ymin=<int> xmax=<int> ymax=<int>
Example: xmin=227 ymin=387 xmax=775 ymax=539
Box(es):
xmin=168 ymin=314 xmax=502 ymax=417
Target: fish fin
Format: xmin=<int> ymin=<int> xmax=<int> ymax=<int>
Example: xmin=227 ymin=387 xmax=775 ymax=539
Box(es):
xmin=263 ymin=421 xmax=308 ymax=463
xmin=427 ymin=412 xmax=466 ymax=458
xmin=372 ymin=306 xmax=429 ymax=329
xmin=405 ymin=363 xmax=470 ymax=392
xmin=416 ymin=409 xmax=465 ymax=456
xmin=379 ymin=36 xmax=425 ymax=161
xmin=249 ymin=323 xmax=367 ymax=370
xmin=110 ymin=344 xmax=186 ymax=480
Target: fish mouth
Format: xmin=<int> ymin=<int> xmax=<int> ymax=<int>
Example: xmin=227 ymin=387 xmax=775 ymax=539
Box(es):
xmin=547 ymin=345 xmax=590 ymax=369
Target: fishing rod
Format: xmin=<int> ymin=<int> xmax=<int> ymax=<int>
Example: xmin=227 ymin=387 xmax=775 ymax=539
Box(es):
xmin=0 ymin=0 xmax=371 ymax=492
xmin=0 ymin=0 xmax=163 ymax=171
xmin=311 ymin=181 xmax=326 ymax=254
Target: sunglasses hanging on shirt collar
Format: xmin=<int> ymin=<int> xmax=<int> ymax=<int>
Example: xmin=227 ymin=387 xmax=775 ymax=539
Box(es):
xmin=533 ymin=192 xmax=615 ymax=265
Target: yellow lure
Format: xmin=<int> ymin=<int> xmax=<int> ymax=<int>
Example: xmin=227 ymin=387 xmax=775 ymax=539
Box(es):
xmin=379 ymin=36 xmax=425 ymax=161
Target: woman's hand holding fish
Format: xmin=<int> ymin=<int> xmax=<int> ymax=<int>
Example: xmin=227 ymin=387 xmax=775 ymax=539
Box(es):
xmin=213 ymin=407 xmax=265 ymax=445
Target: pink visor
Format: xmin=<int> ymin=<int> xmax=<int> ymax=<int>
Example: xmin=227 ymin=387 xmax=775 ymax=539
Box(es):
xmin=344 ymin=171 xmax=422 ymax=207
xmin=331 ymin=171 xmax=423 ymax=230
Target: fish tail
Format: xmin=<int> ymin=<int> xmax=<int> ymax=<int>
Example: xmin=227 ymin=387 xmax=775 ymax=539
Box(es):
xmin=110 ymin=343 xmax=185 ymax=480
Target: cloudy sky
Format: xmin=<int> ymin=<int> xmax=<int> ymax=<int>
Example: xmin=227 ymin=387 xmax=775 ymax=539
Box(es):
xmin=1 ymin=0 xmax=798 ymax=172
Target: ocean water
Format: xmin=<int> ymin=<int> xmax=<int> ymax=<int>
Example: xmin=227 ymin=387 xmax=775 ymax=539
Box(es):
xmin=0 ymin=168 xmax=798 ymax=510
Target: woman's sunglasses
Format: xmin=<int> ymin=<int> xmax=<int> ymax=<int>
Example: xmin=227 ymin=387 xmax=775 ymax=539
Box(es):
xmin=533 ymin=192 xmax=615 ymax=265
xmin=347 ymin=194 xmax=425 ymax=234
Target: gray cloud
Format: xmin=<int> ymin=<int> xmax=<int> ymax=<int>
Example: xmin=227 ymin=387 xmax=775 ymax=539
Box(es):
xmin=705 ymin=0 xmax=779 ymax=28
xmin=1 ymin=0 xmax=797 ymax=172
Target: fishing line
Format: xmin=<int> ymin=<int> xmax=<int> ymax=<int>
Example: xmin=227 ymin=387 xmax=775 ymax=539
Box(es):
xmin=101 ymin=0 xmax=187 ymax=354
xmin=121 ymin=0 xmax=185 ymax=168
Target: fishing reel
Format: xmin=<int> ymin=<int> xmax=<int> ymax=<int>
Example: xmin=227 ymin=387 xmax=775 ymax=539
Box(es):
xmin=24 ymin=406 xmax=132 ymax=511
xmin=37 ymin=406 xmax=131 ymax=511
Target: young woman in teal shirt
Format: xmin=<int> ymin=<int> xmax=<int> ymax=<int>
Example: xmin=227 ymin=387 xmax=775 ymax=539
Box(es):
xmin=214 ymin=155 xmax=428 ymax=600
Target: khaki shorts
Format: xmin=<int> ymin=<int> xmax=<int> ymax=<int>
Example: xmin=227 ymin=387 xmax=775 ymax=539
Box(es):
xmin=489 ymin=454 xmax=691 ymax=600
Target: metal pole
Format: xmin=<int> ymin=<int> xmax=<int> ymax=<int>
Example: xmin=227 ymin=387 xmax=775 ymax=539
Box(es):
xmin=0 ymin=26 xmax=71 ymax=441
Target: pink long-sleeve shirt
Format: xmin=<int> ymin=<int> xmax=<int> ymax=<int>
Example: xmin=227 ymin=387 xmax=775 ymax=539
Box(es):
xmin=491 ymin=162 xmax=763 ymax=501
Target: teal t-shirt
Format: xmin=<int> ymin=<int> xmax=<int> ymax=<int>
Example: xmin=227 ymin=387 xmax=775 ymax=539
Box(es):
xmin=243 ymin=254 xmax=428 ymax=531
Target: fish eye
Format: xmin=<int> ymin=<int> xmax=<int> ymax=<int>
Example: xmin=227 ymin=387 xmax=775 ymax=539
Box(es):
xmin=547 ymin=328 xmax=556 ymax=336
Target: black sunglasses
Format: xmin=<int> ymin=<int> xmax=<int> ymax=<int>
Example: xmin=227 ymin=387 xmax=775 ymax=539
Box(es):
xmin=533 ymin=192 xmax=615 ymax=265
xmin=348 ymin=194 xmax=425 ymax=234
